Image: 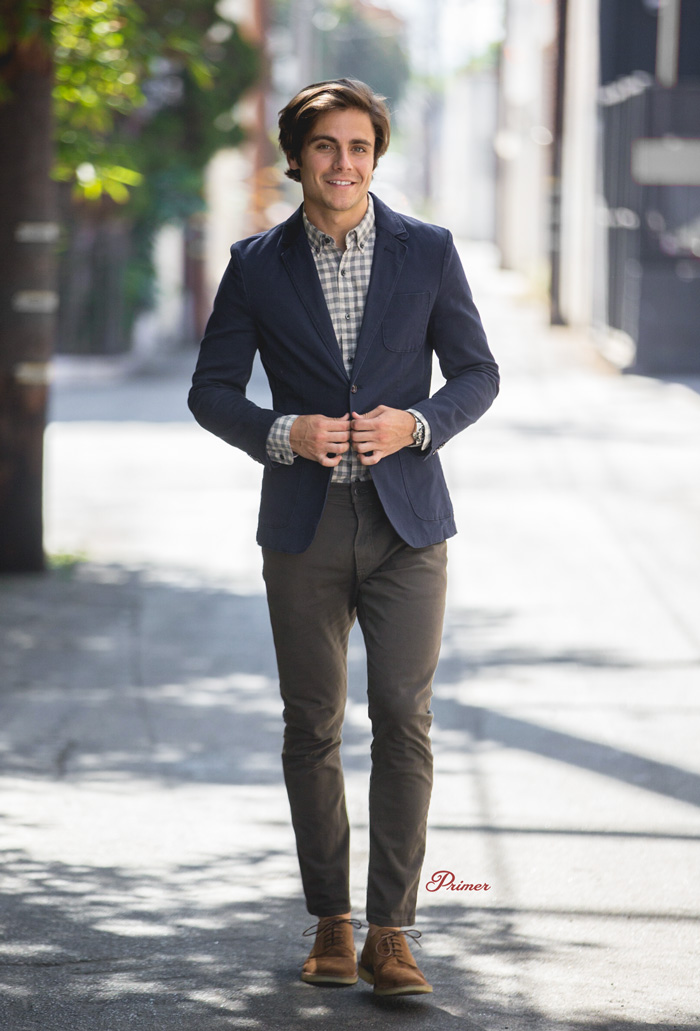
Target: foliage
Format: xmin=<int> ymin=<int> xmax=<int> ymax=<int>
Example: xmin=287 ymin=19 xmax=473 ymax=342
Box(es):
xmin=50 ymin=0 xmax=258 ymax=204
xmin=2 ymin=0 xmax=258 ymax=331
xmin=117 ymin=2 xmax=258 ymax=316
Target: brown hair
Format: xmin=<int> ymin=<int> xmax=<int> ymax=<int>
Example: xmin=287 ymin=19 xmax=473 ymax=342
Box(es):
xmin=278 ymin=78 xmax=391 ymax=182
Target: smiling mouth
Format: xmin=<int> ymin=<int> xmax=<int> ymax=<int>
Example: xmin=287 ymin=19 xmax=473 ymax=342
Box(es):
xmin=326 ymin=180 xmax=356 ymax=186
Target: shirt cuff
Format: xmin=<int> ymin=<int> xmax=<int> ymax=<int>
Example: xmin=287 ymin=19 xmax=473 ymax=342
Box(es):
xmin=266 ymin=414 xmax=299 ymax=465
xmin=407 ymin=408 xmax=431 ymax=451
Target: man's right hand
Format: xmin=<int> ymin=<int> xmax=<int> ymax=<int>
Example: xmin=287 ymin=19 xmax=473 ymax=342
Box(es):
xmin=289 ymin=413 xmax=351 ymax=467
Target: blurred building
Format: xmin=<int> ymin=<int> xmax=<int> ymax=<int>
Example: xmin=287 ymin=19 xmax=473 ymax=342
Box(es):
xmin=498 ymin=0 xmax=700 ymax=374
xmin=496 ymin=0 xmax=557 ymax=287
xmin=432 ymin=66 xmax=499 ymax=241
xmin=204 ymin=0 xmax=275 ymax=298
xmin=205 ymin=0 xmax=414 ymax=297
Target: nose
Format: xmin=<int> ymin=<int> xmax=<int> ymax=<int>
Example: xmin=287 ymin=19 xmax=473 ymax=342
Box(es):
xmin=333 ymin=146 xmax=352 ymax=170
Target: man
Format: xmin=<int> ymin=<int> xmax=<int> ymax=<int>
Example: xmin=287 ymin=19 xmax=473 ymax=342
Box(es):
xmin=189 ymin=78 xmax=499 ymax=996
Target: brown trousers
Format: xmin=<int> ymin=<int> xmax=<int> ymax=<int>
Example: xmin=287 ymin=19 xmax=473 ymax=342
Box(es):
xmin=262 ymin=481 xmax=447 ymax=926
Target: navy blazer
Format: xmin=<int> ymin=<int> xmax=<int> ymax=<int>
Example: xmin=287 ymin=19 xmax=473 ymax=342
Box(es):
xmin=188 ymin=193 xmax=499 ymax=553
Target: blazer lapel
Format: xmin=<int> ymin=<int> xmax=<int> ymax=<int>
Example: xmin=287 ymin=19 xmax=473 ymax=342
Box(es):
xmin=352 ymin=198 xmax=408 ymax=378
xmin=280 ymin=211 xmax=347 ymax=380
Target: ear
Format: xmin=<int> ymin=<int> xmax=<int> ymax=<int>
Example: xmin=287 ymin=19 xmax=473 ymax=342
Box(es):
xmin=288 ymin=155 xmax=300 ymax=172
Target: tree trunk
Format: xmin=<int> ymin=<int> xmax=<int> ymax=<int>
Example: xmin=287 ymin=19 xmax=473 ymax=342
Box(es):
xmin=0 ymin=10 xmax=56 ymax=572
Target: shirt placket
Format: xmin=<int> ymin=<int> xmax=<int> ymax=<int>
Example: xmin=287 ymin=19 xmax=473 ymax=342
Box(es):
xmin=337 ymin=238 xmax=361 ymax=481
xmin=337 ymin=241 xmax=354 ymax=375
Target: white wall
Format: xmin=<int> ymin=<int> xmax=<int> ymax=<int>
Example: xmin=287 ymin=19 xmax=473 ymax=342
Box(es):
xmin=131 ymin=224 xmax=186 ymax=358
xmin=436 ymin=70 xmax=498 ymax=240
xmin=559 ymin=0 xmax=601 ymax=327
xmin=496 ymin=0 xmax=556 ymax=283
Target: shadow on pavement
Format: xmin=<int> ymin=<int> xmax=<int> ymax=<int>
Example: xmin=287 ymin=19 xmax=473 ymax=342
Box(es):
xmin=0 ymin=564 xmax=376 ymax=784
xmin=433 ymin=698 xmax=700 ymax=811
xmin=0 ymin=846 xmax=692 ymax=1030
xmin=435 ymin=611 xmax=700 ymax=811
xmin=2 ymin=563 xmax=699 ymax=797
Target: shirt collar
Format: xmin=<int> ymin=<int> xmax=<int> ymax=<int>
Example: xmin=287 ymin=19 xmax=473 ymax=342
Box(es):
xmin=303 ymin=194 xmax=375 ymax=255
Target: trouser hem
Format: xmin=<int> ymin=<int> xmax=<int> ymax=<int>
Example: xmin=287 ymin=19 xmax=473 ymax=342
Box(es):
xmin=308 ymin=903 xmax=353 ymax=918
xmin=365 ymin=913 xmax=417 ymax=928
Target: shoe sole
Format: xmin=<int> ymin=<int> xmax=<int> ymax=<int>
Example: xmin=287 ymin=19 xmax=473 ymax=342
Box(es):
xmin=358 ymin=966 xmax=433 ymax=996
xmin=301 ymin=973 xmax=358 ymax=986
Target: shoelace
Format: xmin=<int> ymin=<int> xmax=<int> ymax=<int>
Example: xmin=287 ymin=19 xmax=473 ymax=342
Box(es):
xmin=302 ymin=917 xmax=363 ymax=949
xmin=374 ymin=928 xmax=422 ymax=958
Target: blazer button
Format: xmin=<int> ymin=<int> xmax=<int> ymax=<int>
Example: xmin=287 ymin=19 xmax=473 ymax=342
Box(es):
xmin=351 ymin=384 xmax=358 ymax=393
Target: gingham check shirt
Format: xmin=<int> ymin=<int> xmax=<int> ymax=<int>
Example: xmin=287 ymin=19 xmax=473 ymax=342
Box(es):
xmin=266 ymin=195 xmax=429 ymax=481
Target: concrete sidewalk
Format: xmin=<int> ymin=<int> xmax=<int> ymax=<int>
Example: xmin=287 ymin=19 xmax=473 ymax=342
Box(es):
xmin=1 ymin=245 xmax=699 ymax=1030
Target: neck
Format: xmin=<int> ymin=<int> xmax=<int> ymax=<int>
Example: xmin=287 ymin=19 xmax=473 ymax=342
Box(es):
xmin=303 ymin=196 xmax=369 ymax=251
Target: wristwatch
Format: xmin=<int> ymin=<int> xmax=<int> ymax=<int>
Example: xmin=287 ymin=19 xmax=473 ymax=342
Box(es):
xmin=411 ymin=415 xmax=425 ymax=448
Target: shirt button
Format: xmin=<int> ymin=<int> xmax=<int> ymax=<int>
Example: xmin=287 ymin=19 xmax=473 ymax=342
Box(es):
xmin=341 ymin=270 xmax=346 ymax=277
xmin=345 ymin=313 xmax=351 ymax=320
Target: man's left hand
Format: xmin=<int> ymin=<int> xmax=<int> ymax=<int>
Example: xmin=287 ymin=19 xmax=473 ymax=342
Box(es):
xmin=350 ymin=406 xmax=415 ymax=465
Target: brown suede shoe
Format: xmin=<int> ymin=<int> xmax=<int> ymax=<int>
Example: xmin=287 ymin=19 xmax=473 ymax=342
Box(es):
xmin=300 ymin=917 xmax=362 ymax=986
xmin=358 ymin=927 xmax=433 ymax=996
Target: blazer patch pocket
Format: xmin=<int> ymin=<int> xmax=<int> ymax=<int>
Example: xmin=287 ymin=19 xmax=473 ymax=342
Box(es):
xmin=381 ymin=291 xmax=431 ymax=352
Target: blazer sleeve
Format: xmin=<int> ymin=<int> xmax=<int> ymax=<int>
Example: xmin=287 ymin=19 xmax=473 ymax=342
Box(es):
xmin=412 ymin=231 xmax=499 ymax=454
xmin=188 ymin=247 xmax=282 ymax=466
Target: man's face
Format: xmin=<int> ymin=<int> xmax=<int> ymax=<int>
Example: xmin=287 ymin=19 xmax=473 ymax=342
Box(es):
xmin=289 ymin=107 xmax=376 ymax=225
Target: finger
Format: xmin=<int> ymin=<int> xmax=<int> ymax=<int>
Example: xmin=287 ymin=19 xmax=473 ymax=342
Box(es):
xmin=307 ymin=428 xmax=350 ymax=447
xmin=315 ymin=414 xmax=350 ymax=432
xmin=350 ymin=418 xmax=376 ymax=433
xmin=325 ymin=417 xmax=351 ymax=435
xmin=358 ymin=450 xmax=382 ymax=465
xmin=320 ymin=452 xmax=345 ymax=467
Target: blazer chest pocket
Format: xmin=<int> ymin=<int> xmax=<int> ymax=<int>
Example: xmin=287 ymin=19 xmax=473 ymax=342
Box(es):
xmin=381 ymin=291 xmax=431 ymax=352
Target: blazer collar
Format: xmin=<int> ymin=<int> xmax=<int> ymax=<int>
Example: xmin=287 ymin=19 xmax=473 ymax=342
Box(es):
xmin=279 ymin=207 xmax=346 ymax=378
xmin=279 ymin=191 xmax=409 ymax=245
xmin=370 ymin=191 xmax=410 ymax=241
